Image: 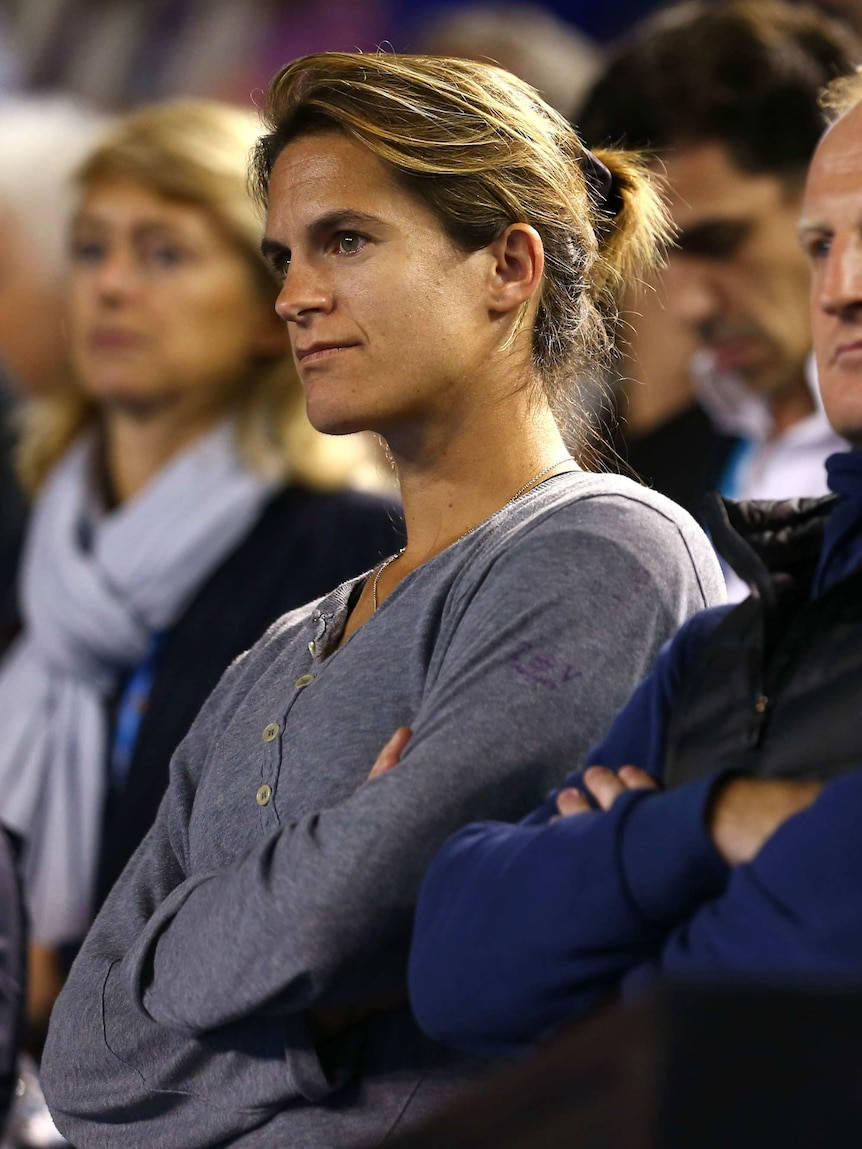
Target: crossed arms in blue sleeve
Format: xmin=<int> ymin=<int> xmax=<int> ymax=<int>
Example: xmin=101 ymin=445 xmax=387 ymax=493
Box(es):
xmin=408 ymin=608 xmax=862 ymax=1058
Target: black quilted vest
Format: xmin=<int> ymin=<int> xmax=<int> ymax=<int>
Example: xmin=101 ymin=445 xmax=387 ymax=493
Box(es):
xmin=665 ymin=492 xmax=862 ymax=788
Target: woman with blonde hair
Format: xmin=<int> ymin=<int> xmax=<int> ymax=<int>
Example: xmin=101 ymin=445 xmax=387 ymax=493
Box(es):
xmin=44 ymin=54 xmax=723 ymax=1146
xmin=0 ymin=99 xmax=400 ymax=1030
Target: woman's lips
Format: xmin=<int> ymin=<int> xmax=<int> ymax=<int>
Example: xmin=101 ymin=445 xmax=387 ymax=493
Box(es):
xmin=88 ymin=329 xmax=145 ymax=350
xmin=295 ymin=342 xmax=360 ymax=366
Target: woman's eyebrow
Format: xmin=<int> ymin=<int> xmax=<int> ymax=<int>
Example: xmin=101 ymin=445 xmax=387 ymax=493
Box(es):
xmin=308 ymin=208 xmax=387 ymax=236
xmin=262 ymin=209 xmax=389 ymax=268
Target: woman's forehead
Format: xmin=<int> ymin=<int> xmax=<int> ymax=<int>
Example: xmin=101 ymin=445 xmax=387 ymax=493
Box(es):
xmin=266 ymin=132 xmax=436 ymax=241
xmin=271 ymin=132 xmax=392 ymax=198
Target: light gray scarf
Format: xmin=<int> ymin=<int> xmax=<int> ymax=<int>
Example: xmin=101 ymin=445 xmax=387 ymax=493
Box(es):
xmin=0 ymin=422 xmax=275 ymax=943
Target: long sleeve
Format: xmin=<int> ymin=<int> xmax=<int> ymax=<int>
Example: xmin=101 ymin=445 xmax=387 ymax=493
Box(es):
xmin=41 ymin=482 xmax=720 ymax=1147
xmin=646 ymin=770 xmax=862 ymax=985
xmin=522 ymin=607 xmax=729 ymax=823
xmin=41 ymin=654 xmax=308 ymax=1148
xmin=408 ymin=772 xmax=729 ymax=1058
xmin=409 ymin=752 xmax=862 ymax=1060
xmin=127 ymin=521 xmax=698 ymax=1034
xmin=407 ymin=482 xmax=862 ymax=1059
xmin=407 ymin=608 xmax=734 ymax=1057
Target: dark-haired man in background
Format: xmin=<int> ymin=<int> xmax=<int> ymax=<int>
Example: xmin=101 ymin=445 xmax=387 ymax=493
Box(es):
xmin=578 ymin=1 xmax=857 ymax=596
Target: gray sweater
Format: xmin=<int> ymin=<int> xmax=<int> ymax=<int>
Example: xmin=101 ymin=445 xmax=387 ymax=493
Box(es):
xmin=42 ymin=472 xmax=724 ymax=1148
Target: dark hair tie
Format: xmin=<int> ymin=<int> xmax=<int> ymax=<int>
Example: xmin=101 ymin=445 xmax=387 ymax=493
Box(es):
xmin=579 ymin=148 xmax=621 ymax=216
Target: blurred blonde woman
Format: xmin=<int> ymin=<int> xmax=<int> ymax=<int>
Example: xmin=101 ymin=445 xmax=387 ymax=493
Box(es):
xmin=0 ymin=100 xmax=401 ymax=1033
xmin=45 ymin=56 xmax=722 ymax=1146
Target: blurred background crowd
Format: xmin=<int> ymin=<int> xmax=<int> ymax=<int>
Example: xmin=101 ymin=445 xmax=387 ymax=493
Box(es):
xmin=4 ymin=0 xmax=862 ymax=609
xmin=1 ymin=0 xmax=862 ymax=1145
xmin=3 ymin=0 xmax=862 ymax=107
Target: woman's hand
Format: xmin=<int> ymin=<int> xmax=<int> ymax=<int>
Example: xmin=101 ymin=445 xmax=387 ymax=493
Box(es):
xmin=366 ymin=726 xmax=413 ymax=781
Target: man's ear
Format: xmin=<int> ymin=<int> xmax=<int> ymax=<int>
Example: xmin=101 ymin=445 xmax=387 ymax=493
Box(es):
xmin=486 ymin=223 xmax=544 ymax=316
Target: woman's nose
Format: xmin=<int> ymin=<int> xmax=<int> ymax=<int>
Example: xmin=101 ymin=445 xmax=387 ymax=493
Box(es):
xmin=90 ymin=246 xmax=138 ymax=301
xmin=274 ymin=260 xmax=333 ymax=323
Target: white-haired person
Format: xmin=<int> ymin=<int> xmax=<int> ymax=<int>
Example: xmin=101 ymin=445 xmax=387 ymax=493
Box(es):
xmin=43 ymin=54 xmax=723 ymax=1147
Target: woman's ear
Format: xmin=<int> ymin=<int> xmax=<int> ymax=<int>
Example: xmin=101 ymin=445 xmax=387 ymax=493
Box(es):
xmin=486 ymin=223 xmax=544 ymax=316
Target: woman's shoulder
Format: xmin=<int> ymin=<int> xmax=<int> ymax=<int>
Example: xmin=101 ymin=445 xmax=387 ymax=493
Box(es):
xmin=532 ymin=469 xmax=702 ymax=523
xmin=473 ymin=471 xmax=724 ymax=606
xmin=494 ymin=470 xmax=709 ymax=549
xmin=165 ymin=486 xmax=402 ymax=709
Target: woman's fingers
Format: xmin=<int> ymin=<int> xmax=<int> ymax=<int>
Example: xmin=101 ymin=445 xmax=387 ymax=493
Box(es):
xmin=367 ymin=726 xmax=413 ymax=780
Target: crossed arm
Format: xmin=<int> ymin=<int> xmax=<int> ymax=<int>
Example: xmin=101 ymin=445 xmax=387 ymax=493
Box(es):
xmin=558 ymin=764 xmax=820 ymax=867
xmin=43 ymin=516 xmax=692 ymax=1147
xmin=406 ymin=696 xmax=861 ymax=1059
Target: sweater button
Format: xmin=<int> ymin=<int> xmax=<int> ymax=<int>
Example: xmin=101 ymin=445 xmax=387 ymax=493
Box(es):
xmin=262 ymin=722 xmax=280 ymax=743
xmin=256 ymin=784 xmax=273 ymax=807
xmin=294 ymin=673 xmax=315 ymax=688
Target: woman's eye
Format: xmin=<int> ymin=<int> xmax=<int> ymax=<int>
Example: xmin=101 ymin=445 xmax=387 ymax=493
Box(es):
xmin=334 ymin=232 xmax=366 ymax=256
xmin=69 ymin=238 xmax=106 ymax=263
xmin=146 ymin=245 xmax=185 ymax=268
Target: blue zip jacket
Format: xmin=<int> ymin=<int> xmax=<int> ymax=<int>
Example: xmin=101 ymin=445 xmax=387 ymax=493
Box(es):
xmin=408 ymin=450 xmax=862 ymax=1059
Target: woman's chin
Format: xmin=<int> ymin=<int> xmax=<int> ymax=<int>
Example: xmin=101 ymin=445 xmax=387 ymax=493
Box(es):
xmin=81 ymin=383 xmax=187 ymax=419
xmin=304 ymin=403 xmax=375 ymax=439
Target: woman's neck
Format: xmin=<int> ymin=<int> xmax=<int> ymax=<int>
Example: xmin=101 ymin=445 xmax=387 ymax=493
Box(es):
xmin=336 ymin=379 xmax=573 ymax=647
xmin=390 ymin=396 xmax=571 ymax=569
xmin=101 ymin=405 xmax=224 ymax=506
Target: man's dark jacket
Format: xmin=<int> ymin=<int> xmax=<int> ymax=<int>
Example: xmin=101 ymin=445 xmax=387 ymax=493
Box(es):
xmin=409 ymin=449 xmax=862 ymax=1057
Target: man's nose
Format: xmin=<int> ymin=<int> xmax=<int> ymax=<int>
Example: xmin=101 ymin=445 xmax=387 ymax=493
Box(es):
xmin=275 ymin=260 xmax=333 ymax=324
xmin=818 ymin=235 xmax=862 ymax=318
xmin=661 ymin=256 xmax=724 ymax=328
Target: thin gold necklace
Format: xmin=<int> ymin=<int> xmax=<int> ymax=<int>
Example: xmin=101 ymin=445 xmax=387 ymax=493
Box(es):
xmin=371 ymin=455 xmax=574 ymax=612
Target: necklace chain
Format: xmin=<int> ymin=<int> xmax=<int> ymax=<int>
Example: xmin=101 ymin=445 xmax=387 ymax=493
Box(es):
xmin=371 ymin=455 xmax=574 ymax=612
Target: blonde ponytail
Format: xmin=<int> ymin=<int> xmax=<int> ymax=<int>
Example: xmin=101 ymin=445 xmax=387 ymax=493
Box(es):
xmin=590 ymin=148 xmax=672 ymax=312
